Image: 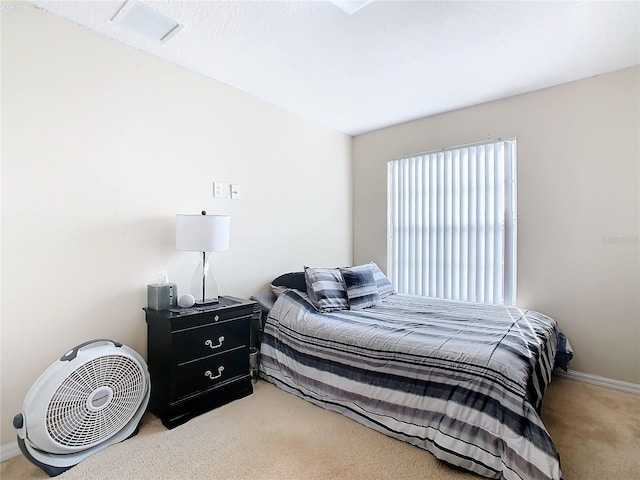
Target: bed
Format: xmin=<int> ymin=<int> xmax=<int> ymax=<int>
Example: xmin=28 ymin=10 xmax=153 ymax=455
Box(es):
xmin=256 ymin=266 xmax=572 ymax=480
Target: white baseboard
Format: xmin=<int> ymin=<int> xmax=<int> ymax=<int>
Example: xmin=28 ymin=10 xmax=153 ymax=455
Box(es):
xmin=1 ymin=441 xmax=20 ymax=462
xmin=555 ymin=369 xmax=640 ymax=395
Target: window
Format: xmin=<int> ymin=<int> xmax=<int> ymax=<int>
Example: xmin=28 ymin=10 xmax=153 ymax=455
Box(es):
xmin=387 ymin=139 xmax=516 ymax=305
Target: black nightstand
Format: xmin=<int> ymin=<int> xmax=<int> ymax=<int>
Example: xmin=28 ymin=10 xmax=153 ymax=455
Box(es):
xmin=143 ymin=296 xmax=256 ymax=428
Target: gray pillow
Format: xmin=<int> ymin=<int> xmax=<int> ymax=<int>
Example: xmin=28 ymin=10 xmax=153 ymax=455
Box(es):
xmin=304 ymin=266 xmax=348 ymax=312
xmin=340 ymin=265 xmax=381 ymax=310
xmin=366 ymin=262 xmax=397 ymax=298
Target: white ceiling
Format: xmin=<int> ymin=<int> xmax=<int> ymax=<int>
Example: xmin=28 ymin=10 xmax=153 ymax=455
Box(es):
xmin=27 ymin=0 xmax=640 ymax=136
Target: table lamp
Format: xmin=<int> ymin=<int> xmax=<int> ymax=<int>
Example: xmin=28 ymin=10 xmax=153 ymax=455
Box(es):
xmin=176 ymin=211 xmax=230 ymax=305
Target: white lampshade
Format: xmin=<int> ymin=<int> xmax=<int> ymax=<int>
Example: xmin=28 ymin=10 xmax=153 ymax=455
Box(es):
xmin=176 ymin=214 xmax=230 ymax=252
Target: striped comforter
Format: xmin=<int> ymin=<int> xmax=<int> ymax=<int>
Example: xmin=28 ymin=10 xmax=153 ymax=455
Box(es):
xmin=260 ymin=290 xmax=565 ymax=480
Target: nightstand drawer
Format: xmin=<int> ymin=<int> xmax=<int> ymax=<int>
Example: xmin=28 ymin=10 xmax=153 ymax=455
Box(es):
xmin=174 ymin=347 xmax=249 ymax=399
xmin=169 ymin=305 xmax=253 ymax=332
xmin=173 ymin=317 xmax=250 ymax=364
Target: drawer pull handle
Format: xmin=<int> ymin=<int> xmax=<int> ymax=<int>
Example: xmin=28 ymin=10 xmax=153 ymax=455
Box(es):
xmin=205 ymin=336 xmax=225 ymax=349
xmin=205 ymin=366 xmax=224 ymax=380
xmin=214 ymin=315 xmax=220 ymax=322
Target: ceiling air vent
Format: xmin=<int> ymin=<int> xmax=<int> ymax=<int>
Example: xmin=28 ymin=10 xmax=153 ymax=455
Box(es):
xmin=111 ymin=1 xmax=183 ymax=43
xmin=327 ymin=1 xmax=373 ymax=15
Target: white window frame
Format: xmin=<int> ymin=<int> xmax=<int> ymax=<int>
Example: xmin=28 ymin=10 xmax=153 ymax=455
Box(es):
xmin=387 ymin=138 xmax=517 ymax=305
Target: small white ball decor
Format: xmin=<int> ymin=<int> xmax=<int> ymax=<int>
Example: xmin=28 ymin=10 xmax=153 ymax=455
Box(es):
xmin=178 ymin=294 xmax=195 ymax=308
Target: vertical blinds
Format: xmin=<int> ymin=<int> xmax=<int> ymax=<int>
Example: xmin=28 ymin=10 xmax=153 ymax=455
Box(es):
xmin=387 ymin=139 xmax=516 ymax=305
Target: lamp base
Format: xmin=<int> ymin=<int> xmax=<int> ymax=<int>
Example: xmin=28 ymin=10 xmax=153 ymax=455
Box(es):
xmin=194 ymin=298 xmax=219 ymax=306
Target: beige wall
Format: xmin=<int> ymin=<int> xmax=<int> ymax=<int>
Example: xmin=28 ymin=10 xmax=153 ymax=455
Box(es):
xmin=0 ymin=8 xmax=352 ymax=446
xmin=354 ymin=67 xmax=640 ymax=384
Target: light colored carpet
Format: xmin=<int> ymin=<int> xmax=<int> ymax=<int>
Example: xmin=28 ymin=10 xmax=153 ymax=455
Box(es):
xmin=2 ymin=377 xmax=639 ymax=480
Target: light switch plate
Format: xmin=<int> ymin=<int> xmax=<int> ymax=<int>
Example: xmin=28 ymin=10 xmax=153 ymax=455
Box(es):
xmin=230 ymin=184 xmax=240 ymax=200
xmin=213 ymin=182 xmax=225 ymax=198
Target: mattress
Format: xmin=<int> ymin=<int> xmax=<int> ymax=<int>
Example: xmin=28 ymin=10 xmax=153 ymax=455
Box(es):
xmin=260 ymin=289 xmax=569 ymax=480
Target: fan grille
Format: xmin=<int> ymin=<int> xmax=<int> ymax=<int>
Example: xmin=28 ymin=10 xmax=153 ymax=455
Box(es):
xmin=45 ymin=354 xmax=146 ymax=448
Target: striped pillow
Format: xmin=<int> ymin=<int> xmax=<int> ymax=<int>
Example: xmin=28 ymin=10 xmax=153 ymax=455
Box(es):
xmin=340 ymin=265 xmax=381 ymax=310
xmin=304 ymin=266 xmax=348 ymax=312
xmin=365 ymin=262 xmax=397 ymax=298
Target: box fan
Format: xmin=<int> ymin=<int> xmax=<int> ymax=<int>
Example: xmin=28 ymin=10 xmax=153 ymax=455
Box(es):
xmin=13 ymin=339 xmax=150 ymax=477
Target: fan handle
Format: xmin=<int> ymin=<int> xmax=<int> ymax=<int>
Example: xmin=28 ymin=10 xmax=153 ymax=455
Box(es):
xmin=60 ymin=339 xmax=123 ymax=362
